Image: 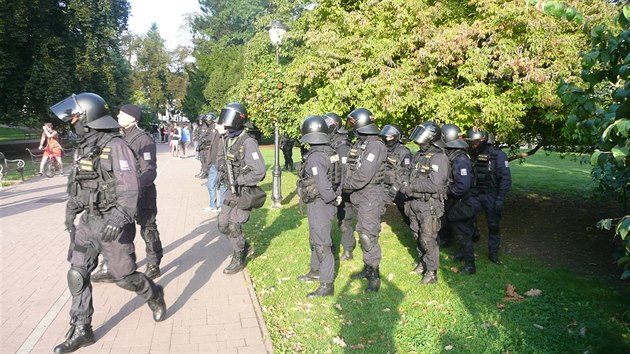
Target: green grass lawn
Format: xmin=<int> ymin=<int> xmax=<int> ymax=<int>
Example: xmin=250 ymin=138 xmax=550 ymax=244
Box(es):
xmin=0 ymin=126 xmax=40 ymax=142
xmin=248 ymin=146 xmax=629 ymax=353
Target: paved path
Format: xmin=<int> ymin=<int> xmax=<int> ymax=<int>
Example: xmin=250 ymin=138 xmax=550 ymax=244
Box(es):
xmin=1 ymin=143 xmax=273 ymax=353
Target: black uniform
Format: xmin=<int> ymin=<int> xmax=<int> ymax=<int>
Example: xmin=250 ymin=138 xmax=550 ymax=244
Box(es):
xmin=343 ymin=135 xmax=387 ymax=268
xmin=280 ymin=135 xmax=295 ymax=171
xmin=405 ymin=145 xmax=449 ymax=275
xmin=470 ymin=145 xmax=512 ymax=261
xmin=196 ymin=121 xmax=213 ymax=177
xmin=441 ymin=149 xmax=475 ymax=264
xmin=217 ymin=129 xmax=266 ymax=267
xmin=330 ymin=132 xmax=355 ymax=255
xmin=65 ymin=132 xmax=163 ymax=327
xmin=299 ymin=145 xmax=340 ymax=285
xmin=383 ymin=141 xmax=412 ymax=222
xmin=122 ymin=124 xmax=163 ymax=269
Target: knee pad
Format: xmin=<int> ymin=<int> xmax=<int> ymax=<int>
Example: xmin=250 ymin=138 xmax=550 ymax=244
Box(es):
xmin=67 ymin=266 xmax=90 ymax=296
xmin=115 ymin=272 xmax=143 ymax=292
xmin=228 ymin=223 xmax=242 ymax=238
xmin=218 ymin=222 xmax=230 ymax=235
xmin=359 ymin=234 xmax=377 ymax=252
xmin=313 ymin=245 xmax=332 ymax=262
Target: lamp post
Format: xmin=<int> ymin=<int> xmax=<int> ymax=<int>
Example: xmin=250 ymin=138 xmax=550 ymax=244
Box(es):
xmin=268 ymin=20 xmax=288 ymax=209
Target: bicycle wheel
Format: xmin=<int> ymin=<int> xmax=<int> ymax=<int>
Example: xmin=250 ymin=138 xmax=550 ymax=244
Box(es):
xmin=43 ymin=158 xmax=55 ymax=178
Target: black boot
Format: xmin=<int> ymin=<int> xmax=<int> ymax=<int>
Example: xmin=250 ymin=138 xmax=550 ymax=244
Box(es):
xmin=307 ymin=282 xmax=334 ymax=298
xmin=92 ymin=264 xmax=114 ymax=283
xmin=340 ymin=249 xmax=353 ymax=261
xmin=461 ymin=260 xmax=476 ymax=274
xmin=53 ymin=324 xmax=95 ymax=353
xmin=411 ymin=261 xmax=425 ymax=275
xmin=350 ymin=264 xmax=371 ymax=279
xmin=145 ymin=264 xmax=161 ymax=280
xmin=244 ymin=240 xmax=255 ymax=259
xmin=366 ymin=266 xmax=381 ymax=292
xmin=488 ymin=252 xmax=502 ymax=265
xmin=419 ymin=270 xmax=438 ymax=285
xmin=297 ymin=269 xmax=320 ymax=282
xmin=223 ymin=250 xmax=246 ymax=274
xmin=147 ymin=285 xmax=167 ymax=321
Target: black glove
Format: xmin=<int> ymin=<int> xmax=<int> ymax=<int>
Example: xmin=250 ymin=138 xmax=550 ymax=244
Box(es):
xmin=65 ymin=209 xmax=78 ymax=231
xmin=495 ymin=198 xmax=504 ymax=211
xmin=102 ymin=221 xmax=124 ymax=243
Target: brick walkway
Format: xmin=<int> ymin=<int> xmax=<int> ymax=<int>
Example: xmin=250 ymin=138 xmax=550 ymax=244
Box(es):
xmin=0 ymin=143 xmax=273 ymax=353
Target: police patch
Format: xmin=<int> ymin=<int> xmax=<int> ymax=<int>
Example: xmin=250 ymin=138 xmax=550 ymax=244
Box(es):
xmin=312 ymin=166 xmax=318 ymax=175
xmin=342 ymin=157 xmax=347 ymax=164
xmin=460 ymin=168 xmax=468 ymax=176
xmin=504 ymin=161 xmax=509 ymax=168
xmin=366 ymin=153 xmax=375 ymax=162
xmin=431 ymin=164 xmax=439 ymax=172
xmin=404 ymin=158 xmax=410 ymax=165
xmin=143 ymin=152 xmax=151 ymax=161
xmin=252 ymin=152 xmax=260 ymax=160
xmin=119 ymin=159 xmax=130 ymax=171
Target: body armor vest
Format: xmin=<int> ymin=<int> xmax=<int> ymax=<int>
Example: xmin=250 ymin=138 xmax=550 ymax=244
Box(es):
xmin=226 ymin=132 xmax=254 ymax=180
xmin=409 ymin=151 xmax=447 ymax=201
xmin=346 ymin=139 xmax=385 ymax=185
xmin=446 ymin=149 xmax=471 ymax=199
xmin=471 ymin=148 xmax=498 ymax=190
xmin=68 ymin=134 xmax=119 ymax=215
xmin=298 ymin=147 xmax=341 ymax=203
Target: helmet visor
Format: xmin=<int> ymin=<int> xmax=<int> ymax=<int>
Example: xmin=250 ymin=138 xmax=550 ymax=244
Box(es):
xmin=218 ymin=107 xmax=241 ymax=128
xmin=345 ymin=116 xmax=357 ymax=131
xmin=409 ymin=125 xmax=433 ymax=145
xmin=380 ymin=125 xmax=401 ymax=139
xmin=50 ymin=94 xmax=82 ymax=122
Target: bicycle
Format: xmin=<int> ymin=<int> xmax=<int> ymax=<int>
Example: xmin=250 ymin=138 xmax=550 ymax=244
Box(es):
xmin=43 ymin=146 xmax=63 ymax=178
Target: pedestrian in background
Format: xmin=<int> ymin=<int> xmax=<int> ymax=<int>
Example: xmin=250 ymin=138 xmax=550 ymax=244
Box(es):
xmin=204 ymin=114 xmax=226 ymax=212
xmin=170 ymin=122 xmax=181 ymax=157
xmin=38 ymin=122 xmax=64 ymax=176
xmin=181 ymin=124 xmax=191 ymax=158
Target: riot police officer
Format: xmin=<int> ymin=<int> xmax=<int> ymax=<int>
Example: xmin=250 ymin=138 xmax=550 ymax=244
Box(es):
xmin=296 ymin=115 xmax=341 ymax=298
xmin=91 ymin=104 xmax=164 ymax=282
xmin=196 ymin=113 xmax=216 ymax=178
xmin=50 ymin=93 xmax=166 ymax=353
xmin=344 ymin=108 xmax=387 ymax=292
xmin=380 ymin=124 xmax=412 ymax=224
xmin=440 ymin=124 xmax=476 ymax=274
xmin=466 ymin=128 xmax=512 ymax=265
xmin=403 ymin=122 xmax=449 ymax=284
xmin=217 ymin=102 xmax=266 ymax=274
xmin=323 ymin=112 xmax=355 ymax=261
xmin=280 ymin=135 xmax=295 ymax=171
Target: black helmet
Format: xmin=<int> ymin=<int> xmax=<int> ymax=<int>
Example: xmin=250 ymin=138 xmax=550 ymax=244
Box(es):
xmin=299 ymin=115 xmax=330 ymax=144
xmin=219 ymin=102 xmax=248 ymax=129
xmin=206 ymin=112 xmax=218 ymax=122
xmin=380 ymin=124 xmax=404 ymax=143
xmin=409 ymin=122 xmax=443 ymax=147
xmin=441 ymin=124 xmax=468 ymax=149
xmin=465 ymin=127 xmax=488 ymax=150
xmin=322 ymin=112 xmax=347 ymax=134
xmin=347 ymin=108 xmax=380 ymax=135
xmin=50 ymin=92 xmax=120 ymax=129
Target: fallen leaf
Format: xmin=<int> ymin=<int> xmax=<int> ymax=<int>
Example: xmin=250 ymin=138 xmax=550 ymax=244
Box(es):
xmin=533 ymin=324 xmax=544 ymax=330
xmin=383 ymin=308 xmax=391 ymax=312
xmin=445 ymin=345 xmax=454 ymax=351
xmin=580 ymin=327 xmax=587 ymax=337
xmin=503 ymin=284 xmax=525 ymax=302
xmin=526 ymin=288 xmax=542 ymax=297
xmin=387 ymin=273 xmax=395 ymax=281
xmin=450 ymin=267 xmax=460 ymax=273
xmin=567 ymin=320 xmax=578 ymax=328
xmin=350 ymin=344 xmax=365 ymax=349
xmin=335 ymin=303 xmax=342 ymax=311
xmin=481 ymin=322 xmax=494 ymax=328
xmin=333 ymin=336 xmax=347 ymax=348
xmin=496 ymin=302 xmax=505 ymax=309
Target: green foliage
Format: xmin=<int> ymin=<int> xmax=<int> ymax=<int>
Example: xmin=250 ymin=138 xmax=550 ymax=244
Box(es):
xmin=558 ymin=5 xmax=630 ymax=278
xmin=231 ymin=0 xmax=614 ymax=142
xmin=0 ymin=0 xmax=131 ymax=126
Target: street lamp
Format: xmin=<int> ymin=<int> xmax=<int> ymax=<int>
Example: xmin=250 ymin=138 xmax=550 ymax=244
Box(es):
xmin=268 ymin=20 xmax=288 ymax=209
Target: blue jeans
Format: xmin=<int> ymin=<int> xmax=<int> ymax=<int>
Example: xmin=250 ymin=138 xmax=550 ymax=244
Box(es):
xmin=207 ymin=164 xmax=225 ymax=208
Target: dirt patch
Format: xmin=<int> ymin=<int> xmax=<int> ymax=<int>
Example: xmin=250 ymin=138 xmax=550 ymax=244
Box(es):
xmin=494 ymin=191 xmax=626 ymax=282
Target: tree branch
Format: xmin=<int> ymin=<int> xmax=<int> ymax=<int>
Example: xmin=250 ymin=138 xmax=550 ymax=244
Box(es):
xmin=508 ymin=144 xmax=543 ymax=161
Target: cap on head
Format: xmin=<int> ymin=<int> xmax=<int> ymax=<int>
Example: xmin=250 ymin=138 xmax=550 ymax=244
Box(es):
xmin=119 ymin=104 xmax=142 ymax=122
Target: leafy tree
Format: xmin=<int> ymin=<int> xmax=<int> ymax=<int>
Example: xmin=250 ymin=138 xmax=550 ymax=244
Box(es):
xmin=232 ymin=0 xmax=614 ymax=145
xmin=0 ymin=0 xmax=131 ymax=127
xmin=558 ymin=4 xmax=630 ymax=279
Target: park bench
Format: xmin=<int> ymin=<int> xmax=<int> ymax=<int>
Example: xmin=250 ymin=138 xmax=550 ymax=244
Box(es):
xmin=0 ymin=152 xmax=25 ymax=187
xmin=25 ymin=147 xmax=44 ymax=164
